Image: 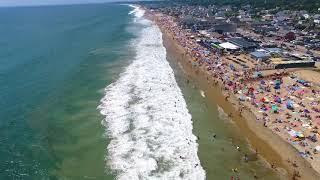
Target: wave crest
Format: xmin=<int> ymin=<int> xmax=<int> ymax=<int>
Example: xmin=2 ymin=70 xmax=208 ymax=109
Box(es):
xmin=98 ymin=5 xmax=205 ymax=180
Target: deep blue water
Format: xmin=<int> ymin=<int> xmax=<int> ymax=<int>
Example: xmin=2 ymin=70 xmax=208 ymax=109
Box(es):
xmin=0 ymin=4 xmax=134 ymax=179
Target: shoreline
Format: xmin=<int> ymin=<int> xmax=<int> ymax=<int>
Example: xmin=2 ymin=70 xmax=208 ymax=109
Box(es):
xmin=145 ymin=9 xmax=320 ymax=180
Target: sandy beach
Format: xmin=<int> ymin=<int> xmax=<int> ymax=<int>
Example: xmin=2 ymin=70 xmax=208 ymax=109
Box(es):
xmin=144 ymin=8 xmax=320 ymax=180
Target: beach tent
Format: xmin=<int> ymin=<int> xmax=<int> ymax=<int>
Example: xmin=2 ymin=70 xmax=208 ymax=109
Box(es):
xmin=315 ymin=146 xmax=320 ymax=152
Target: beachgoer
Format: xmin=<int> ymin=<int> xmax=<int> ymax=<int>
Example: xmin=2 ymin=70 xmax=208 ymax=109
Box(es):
xmin=232 ymin=168 xmax=238 ymax=173
xmin=244 ymin=154 xmax=249 ymax=162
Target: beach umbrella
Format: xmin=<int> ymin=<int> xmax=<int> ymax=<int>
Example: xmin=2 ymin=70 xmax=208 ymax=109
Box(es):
xmin=271 ymin=105 xmax=279 ymax=113
xmin=239 ymin=96 xmax=245 ymax=101
xmin=297 ymin=90 xmax=305 ymax=95
xmin=310 ymin=134 xmax=318 ymax=142
xmin=230 ymin=64 xmax=235 ymax=71
xmin=274 ymin=84 xmax=280 ymax=90
xmin=297 ymin=79 xmax=306 ymax=84
xmin=253 ymin=71 xmax=262 ymax=78
xmin=275 ymin=79 xmax=281 ymax=85
xmin=288 ymin=129 xmax=297 ymax=137
xmin=286 ymin=100 xmax=294 ymax=109
xmin=304 ymin=109 xmax=310 ymax=113
xmin=274 ymin=96 xmax=282 ymax=103
xmin=296 ymin=132 xmax=304 ymax=138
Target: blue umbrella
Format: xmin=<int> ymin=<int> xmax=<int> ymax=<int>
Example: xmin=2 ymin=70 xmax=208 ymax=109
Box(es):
xmin=286 ymin=100 xmax=294 ymax=109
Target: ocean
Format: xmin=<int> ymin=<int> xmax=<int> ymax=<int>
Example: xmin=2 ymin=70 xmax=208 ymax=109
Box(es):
xmin=0 ymin=3 xmax=279 ymax=180
xmin=0 ymin=3 xmax=131 ymax=179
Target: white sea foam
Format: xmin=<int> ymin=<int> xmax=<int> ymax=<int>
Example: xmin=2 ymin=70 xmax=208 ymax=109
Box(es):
xmin=200 ymin=90 xmax=206 ymax=98
xmin=127 ymin=4 xmax=144 ymax=18
xmin=99 ymin=5 xmax=205 ymax=180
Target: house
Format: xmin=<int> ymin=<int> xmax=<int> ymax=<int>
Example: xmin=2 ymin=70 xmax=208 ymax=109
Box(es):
xmin=285 ymin=32 xmax=296 ymax=41
xmin=211 ymin=23 xmax=237 ymax=33
xmin=263 ymin=14 xmax=273 ymax=21
xmin=227 ymin=37 xmax=258 ymax=50
xmin=314 ymin=14 xmax=320 ymax=24
xmin=303 ymin=14 xmax=310 ymax=19
xmin=275 ymin=11 xmax=290 ymax=22
xmin=215 ymin=11 xmax=226 ymax=19
xmin=229 ymin=17 xmax=240 ymax=24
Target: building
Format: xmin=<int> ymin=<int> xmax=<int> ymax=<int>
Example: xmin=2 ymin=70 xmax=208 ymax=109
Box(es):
xmin=179 ymin=16 xmax=196 ymax=28
xmin=250 ymin=51 xmax=271 ymax=61
xmin=285 ymin=32 xmax=296 ymax=41
xmin=263 ymin=14 xmax=274 ymax=21
xmin=211 ymin=23 xmax=237 ymax=33
xmin=227 ymin=37 xmax=258 ymax=50
xmin=195 ymin=19 xmax=215 ymax=30
xmin=265 ymin=48 xmax=282 ymax=55
xmin=219 ymin=42 xmax=239 ymax=50
xmin=273 ymin=60 xmax=315 ymax=69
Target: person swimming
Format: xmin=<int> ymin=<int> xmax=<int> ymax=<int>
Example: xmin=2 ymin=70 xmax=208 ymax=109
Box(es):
xmin=232 ymin=168 xmax=238 ymax=173
xmin=244 ymin=154 xmax=249 ymax=162
xmin=210 ymin=133 xmax=216 ymax=141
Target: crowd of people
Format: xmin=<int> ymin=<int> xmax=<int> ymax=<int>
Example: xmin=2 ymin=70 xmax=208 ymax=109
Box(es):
xmin=150 ymin=10 xmax=320 ymax=171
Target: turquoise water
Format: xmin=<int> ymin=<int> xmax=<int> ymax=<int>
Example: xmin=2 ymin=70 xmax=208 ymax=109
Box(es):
xmin=0 ymin=3 xmax=281 ymax=180
xmin=0 ymin=4 xmax=134 ymax=179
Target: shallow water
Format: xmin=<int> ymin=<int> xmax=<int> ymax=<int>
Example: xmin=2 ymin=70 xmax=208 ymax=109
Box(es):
xmin=0 ymin=4 xmax=133 ymax=179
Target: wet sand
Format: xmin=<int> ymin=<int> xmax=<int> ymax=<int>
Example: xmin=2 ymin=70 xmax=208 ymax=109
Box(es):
xmin=158 ymin=21 xmax=320 ymax=180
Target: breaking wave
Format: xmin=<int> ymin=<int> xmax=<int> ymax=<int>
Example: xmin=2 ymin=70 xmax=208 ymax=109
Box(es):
xmin=98 ymin=5 xmax=205 ymax=180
